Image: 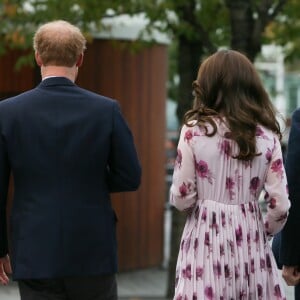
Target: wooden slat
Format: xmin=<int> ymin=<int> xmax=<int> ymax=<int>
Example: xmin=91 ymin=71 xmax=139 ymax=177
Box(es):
xmin=0 ymin=50 xmax=34 ymax=94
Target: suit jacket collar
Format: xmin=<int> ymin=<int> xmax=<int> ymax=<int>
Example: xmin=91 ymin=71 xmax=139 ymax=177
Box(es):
xmin=38 ymin=77 xmax=76 ymax=88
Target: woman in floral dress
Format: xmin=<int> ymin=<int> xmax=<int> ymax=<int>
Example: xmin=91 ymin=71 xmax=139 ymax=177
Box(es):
xmin=170 ymin=50 xmax=290 ymax=300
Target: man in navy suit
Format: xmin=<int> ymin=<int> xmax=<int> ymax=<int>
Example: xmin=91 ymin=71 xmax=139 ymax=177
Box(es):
xmin=0 ymin=20 xmax=141 ymax=300
xmin=280 ymin=110 xmax=300 ymax=299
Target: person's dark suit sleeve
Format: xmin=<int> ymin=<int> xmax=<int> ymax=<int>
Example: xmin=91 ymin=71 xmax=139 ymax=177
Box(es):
xmin=107 ymin=102 xmax=141 ymax=192
xmin=0 ymin=128 xmax=10 ymax=257
xmin=280 ymin=109 xmax=300 ymax=266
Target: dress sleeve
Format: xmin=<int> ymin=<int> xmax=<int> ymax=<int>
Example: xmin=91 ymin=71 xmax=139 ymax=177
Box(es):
xmin=263 ymin=135 xmax=290 ymax=237
xmin=169 ymin=125 xmax=197 ymax=211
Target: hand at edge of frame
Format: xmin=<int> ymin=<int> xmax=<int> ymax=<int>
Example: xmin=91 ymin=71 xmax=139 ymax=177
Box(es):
xmin=282 ymin=265 xmax=300 ymax=286
xmin=0 ymin=255 xmax=12 ymax=285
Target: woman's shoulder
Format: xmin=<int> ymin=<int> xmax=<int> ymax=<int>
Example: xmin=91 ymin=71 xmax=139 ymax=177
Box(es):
xmin=256 ymin=125 xmax=278 ymax=140
xmin=255 ymin=125 xmax=282 ymax=153
xmin=181 ymin=122 xmax=204 ymax=137
xmin=183 ymin=120 xmax=215 ymax=133
xmin=182 ymin=117 xmax=228 ymax=136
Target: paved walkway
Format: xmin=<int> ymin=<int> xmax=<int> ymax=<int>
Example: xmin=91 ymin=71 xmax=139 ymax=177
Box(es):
xmin=0 ymin=267 xmax=295 ymax=300
xmin=117 ymin=268 xmax=167 ymax=299
xmin=118 ymin=267 xmax=295 ymax=300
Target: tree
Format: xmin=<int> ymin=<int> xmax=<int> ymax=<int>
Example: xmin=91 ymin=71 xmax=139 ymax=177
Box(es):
xmin=0 ymin=0 xmax=126 ymax=66
xmin=1 ymin=0 xmax=298 ymax=115
xmin=225 ymin=0 xmax=287 ymax=62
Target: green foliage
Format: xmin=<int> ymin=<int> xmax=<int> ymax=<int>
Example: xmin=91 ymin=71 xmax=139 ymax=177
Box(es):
xmin=2 ymin=1 xmax=300 ymax=68
xmin=167 ymin=40 xmax=179 ymax=101
xmin=0 ymin=0 xmax=124 ymax=52
xmin=2 ymin=1 xmax=300 ymax=57
xmin=266 ymin=0 xmax=300 ymax=62
xmin=14 ymin=52 xmax=35 ymax=70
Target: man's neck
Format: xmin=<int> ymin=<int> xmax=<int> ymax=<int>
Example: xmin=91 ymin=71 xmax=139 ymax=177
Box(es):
xmin=41 ymin=65 xmax=78 ymax=82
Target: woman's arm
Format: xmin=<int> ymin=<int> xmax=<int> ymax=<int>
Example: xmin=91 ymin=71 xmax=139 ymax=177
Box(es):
xmin=169 ymin=125 xmax=197 ymax=211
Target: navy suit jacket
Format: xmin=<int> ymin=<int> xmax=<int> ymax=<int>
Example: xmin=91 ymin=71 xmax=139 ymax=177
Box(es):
xmin=0 ymin=77 xmax=141 ymax=280
xmin=279 ymin=108 xmax=300 ymax=267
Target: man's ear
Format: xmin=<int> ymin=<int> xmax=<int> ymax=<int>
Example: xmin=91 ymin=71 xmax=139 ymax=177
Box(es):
xmin=76 ymin=53 xmax=84 ymax=67
xmin=35 ymin=52 xmax=43 ymax=66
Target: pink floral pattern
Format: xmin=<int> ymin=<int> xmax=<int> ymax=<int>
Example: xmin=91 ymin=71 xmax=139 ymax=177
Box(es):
xmin=179 ymin=182 xmax=192 ymax=197
xmin=250 ymin=176 xmax=260 ymax=196
xmin=256 ymin=126 xmax=269 ymax=139
xmin=194 ymin=159 xmax=213 ymax=184
xmin=271 ymin=158 xmax=284 ymax=179
xmin=218 ymin=139 xmax=231 ymax=158
xmin=265 ymin=148 xmax=272 ymax=164
xmin=175 ymin=149 xmax=182 ymax=169
xmin=226 ymin=176 xmax=235 ymax=200
xmin=184 ymin=129 xmax=200 ymax=144
xmin=169 ymin=124 xmax=290 ymax=299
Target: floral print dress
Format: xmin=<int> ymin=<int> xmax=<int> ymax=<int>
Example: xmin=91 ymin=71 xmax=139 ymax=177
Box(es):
xmin=170 ymin=121 xmax=290 ymax=300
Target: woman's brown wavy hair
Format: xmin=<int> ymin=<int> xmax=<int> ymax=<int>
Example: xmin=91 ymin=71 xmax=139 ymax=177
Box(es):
xmin=184 ymin=49 xmax=282 ymax=161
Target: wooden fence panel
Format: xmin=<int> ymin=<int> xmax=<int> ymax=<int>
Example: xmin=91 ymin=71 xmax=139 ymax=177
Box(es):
xmin=78 ymin=40 xmax=168 ymax=270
